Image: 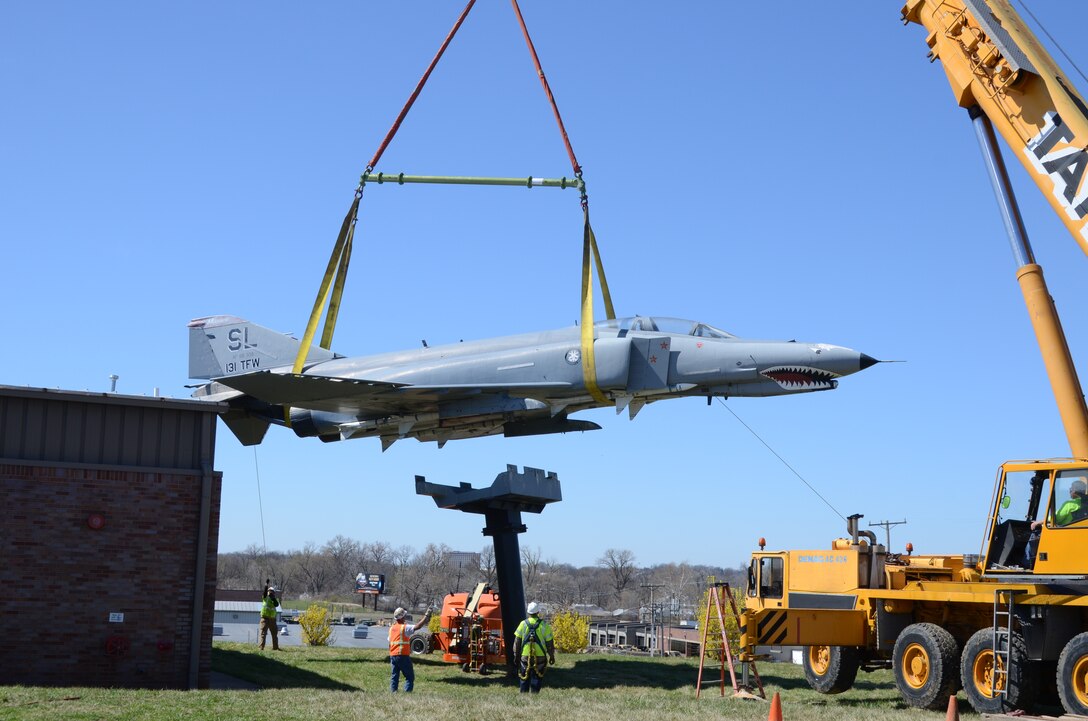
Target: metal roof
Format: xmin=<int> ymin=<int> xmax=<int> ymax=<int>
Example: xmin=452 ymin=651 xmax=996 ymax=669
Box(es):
xmin=214 ymin=601 xmax=264 ymax=613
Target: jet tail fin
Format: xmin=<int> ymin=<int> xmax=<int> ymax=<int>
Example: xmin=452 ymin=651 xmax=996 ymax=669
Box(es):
xmin=187 ymin=315 xmax=336 ymax=380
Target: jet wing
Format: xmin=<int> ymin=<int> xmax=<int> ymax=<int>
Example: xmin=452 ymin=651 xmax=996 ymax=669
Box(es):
xmin=217 ymin=371 xmax=573 ymax=415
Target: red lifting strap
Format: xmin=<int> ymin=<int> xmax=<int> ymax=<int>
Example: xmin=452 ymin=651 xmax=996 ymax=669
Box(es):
xmin=366 ymin=0 xmax=477 ymax=173
xmin=510 ymin=0 xmax=582 ymax=177
xmin=366 ymin=0 xmax=584 ymax=184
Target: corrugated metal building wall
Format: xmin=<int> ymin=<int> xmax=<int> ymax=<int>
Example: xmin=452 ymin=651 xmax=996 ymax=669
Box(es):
xmin=0 ymin=385 xmax=223 ymax=689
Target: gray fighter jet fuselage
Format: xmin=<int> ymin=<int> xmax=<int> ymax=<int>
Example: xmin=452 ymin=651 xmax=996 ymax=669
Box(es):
xmin=188 ymin=315 xmax=877 ymax=449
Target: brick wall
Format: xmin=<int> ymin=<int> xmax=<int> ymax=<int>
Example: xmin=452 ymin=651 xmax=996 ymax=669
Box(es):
xmin=1 ymin=462 xmax=221 ymax=688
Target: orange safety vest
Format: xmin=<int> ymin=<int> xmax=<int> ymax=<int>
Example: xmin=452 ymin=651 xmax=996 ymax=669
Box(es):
xmin=389 ymin=622 xmax=411 ymax=656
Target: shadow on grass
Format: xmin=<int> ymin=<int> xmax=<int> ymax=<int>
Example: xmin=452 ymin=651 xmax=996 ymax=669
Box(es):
xmin=547 ymin=658 xmax=696 ymax=690
xmin=212 ymin=647 xmax=356 ymax=690
xmin=437 ymin=670 xmax=519 ymax=689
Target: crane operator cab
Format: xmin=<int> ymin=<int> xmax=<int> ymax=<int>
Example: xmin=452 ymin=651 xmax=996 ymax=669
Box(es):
xmin=983 ymin=460 xmax=1088 ymax=578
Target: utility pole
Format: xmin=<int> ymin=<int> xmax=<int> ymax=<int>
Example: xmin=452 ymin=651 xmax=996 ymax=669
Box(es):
xmin=640 ymin=583 xmax=665 ymax=657
xmin=869 ymin=519 xmax=908 ymax=550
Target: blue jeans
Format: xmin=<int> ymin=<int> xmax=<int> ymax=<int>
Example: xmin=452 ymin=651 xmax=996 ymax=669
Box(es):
xmin=390 ymin=655 xmax=415 ymax=692
xmin=519 ymin=657 xmax=546 ymax=693
xmin=1024 ymin=529 xmax=1041 ymax=569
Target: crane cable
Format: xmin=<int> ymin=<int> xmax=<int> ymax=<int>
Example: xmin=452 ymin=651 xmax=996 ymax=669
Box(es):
xmin=286 ymin=0 xmax=478 ymax=423
xmin=510 ymin=0 xmax=616 ymax=405
xmin=716 ymin=399 xmax=845 ymax=522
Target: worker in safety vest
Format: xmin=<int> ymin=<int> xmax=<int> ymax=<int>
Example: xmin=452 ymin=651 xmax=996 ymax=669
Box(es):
xmin=258 ymin=584 xmax=281 ymax=651
xmin=512 ymin=602 xmax=555 ymax=693
xmin=388 ymin=605 xmax=432 ymax=692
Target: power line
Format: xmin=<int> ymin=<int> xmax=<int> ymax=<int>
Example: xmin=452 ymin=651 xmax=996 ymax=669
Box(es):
xmin=640 ymin=583 xmax=666 ymax=657
xmin=866 ymin=519 xmax=909 ymax=548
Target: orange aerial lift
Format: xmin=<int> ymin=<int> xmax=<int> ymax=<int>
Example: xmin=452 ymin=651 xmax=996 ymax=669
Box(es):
xmin=409 ymin=582 xmax=506 ymax=673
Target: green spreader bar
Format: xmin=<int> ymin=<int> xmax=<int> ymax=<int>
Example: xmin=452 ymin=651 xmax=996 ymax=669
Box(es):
xmin=361 ymin=172 xmax=584 ymax=190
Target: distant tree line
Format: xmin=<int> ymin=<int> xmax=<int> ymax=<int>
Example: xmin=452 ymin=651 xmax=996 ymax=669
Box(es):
xmin=216 ymin=535 xmax=745 ymax=616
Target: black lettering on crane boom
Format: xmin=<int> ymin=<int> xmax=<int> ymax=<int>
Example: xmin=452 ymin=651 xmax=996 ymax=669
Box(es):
xmin=1024 ymin=112 xmax=1088 ymax=221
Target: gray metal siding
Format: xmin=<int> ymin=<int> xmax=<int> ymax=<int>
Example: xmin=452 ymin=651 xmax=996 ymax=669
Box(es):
xmin=0 ymin=386 xmax=223 ymax=471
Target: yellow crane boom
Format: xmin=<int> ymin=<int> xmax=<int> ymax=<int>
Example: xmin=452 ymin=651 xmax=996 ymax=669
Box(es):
xmin=903 ymin=0 xmax=1088 ymax=456
xmin=903 ymin=0 xmax=1088 ymax=248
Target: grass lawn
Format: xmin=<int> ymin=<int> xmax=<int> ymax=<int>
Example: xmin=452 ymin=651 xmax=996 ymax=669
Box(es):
xmin=2 ymin=644 xmax=972 ymax=720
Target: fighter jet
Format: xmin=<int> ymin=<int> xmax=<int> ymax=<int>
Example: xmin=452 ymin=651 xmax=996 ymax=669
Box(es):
xmin=188 ymin=315 xmax=878 ymax=449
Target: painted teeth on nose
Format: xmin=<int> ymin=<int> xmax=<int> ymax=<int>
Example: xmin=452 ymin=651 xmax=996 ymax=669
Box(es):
xmin=760 ymin=366 xmax=837 ymax=388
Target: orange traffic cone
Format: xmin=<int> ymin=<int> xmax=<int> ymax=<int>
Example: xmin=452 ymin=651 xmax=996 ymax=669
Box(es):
xmin=945 ymin=694 xmax=960 ymax=721
xmin=767 ymin=691 xmax=782 ymax=721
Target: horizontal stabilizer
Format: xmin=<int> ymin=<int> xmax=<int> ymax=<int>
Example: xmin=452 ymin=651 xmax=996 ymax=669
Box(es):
xmin=218 ymin=371 xmax=404 ymax=406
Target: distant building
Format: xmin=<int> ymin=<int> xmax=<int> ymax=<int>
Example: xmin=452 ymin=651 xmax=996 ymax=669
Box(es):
xmin=214 ymin=601 xmax=264 ymax=626
xmin=445 ymin=551 xmax=480 ymax=571
xmin=216 ymin=589 xmax=261 ymax=603
xmin=588 ymin=622 xmax=702 ymax=657
xmin=570 ymin=604 xmax=611 ymax=620
xmin=444 ymin=551 xmax=481 ymax=591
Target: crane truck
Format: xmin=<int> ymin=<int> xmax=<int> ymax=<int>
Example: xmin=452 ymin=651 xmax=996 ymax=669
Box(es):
xmin=739 ymin=1 xmax=1088 ymax=715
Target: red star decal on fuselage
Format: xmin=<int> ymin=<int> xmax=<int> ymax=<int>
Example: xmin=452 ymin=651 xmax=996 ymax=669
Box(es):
xmin=649 ymin=355 xmax=658 ymax=364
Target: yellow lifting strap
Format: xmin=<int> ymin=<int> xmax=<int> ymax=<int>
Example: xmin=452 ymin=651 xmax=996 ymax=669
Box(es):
xmin=283 ymin=195 xmax=360 ymax=425
xmin=293 ymin=195 xmax=359 ymax=373
xmin=579 ymin=205 xmax=615 ymax=406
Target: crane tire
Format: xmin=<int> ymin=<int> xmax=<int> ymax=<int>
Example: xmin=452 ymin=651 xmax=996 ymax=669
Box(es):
xmin=802 ymin=645 xmax=860 ymax=694
xmin=1057 ymin=632 xmax=1088 ymax=715
xmin=892 ymin=622 xmax=960 ymax=710
xmin=961 ymin=627 xmax=1037 ymax=714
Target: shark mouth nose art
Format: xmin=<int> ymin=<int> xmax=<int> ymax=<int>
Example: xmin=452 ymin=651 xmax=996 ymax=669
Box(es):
xmin=760 ymin=366 xmax=840 ymax=390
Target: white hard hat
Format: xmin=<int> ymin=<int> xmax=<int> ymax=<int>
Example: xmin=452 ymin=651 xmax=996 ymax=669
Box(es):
xmin=527 ymin=602 xmax=539 ymax=615
xmin=394 ymin=607 xmax=406 ymax=620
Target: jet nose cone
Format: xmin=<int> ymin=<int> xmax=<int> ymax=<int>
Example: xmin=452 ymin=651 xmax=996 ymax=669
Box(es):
xmin=859 ymin=353 xmax=880 ymax=371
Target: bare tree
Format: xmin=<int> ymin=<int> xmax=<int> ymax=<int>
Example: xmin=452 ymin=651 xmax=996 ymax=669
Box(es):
xmin=363 ymin=541 xmax=392 ymax=572
xmin=598 ymin=548 xmax=637 ymax=602
xmin=216 ymin=552 xmax=249 ymax=590
xmin=293 ymin=542 xmax=333 ymax=597
xmin=323 ymin=535 xmax=363 ymax=595
xmin=474 ymin=545 xmax=496 ymax=586
xmin=239 ymin=544 xmax=270 ymax=589
xmin=522 ymin=546 xmax=543 ymax=598
xmin=396 ymin=543 xmax=450 ymax=610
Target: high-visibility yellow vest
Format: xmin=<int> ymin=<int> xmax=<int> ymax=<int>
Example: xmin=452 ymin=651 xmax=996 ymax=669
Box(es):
xmin=260 ymin=596 xmax=278 ymax=619
xmin=514 ymin=618 xmax=553 ymax=658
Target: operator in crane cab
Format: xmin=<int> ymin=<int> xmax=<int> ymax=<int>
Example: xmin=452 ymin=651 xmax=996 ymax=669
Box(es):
xmin=1054 ymin=478 xmax=1088 ymax=527
xmin=1025 ymin=477 xmax=1088 ymax=568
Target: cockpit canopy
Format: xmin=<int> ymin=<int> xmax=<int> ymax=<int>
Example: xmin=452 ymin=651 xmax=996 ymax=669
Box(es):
xmin=594 ymin=316 xmax=735 ymax=339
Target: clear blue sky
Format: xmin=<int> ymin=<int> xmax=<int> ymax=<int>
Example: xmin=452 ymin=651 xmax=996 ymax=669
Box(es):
xmin=5 ymin=2 xmax=1088 ymax=569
